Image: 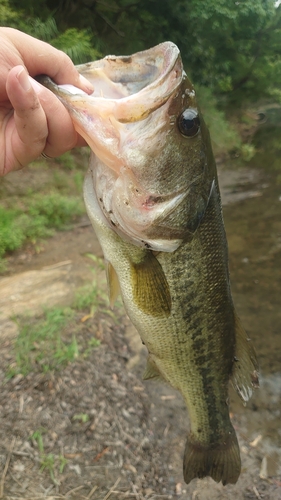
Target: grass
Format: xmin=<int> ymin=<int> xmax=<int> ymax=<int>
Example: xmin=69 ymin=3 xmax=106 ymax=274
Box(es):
xmin=73 ymin=413 xmax=90 ymax=423
xmin=0 ymin=150 xmax=87 ymax=270
xmin=30 ymin=428 xmax=68 ymax=484
xmin=7 ymin=307 xmax=77 ymax=377
xmin=5 ymin=261 xmax=114 ymax=484
xmin=0 ymin=192 xmax=84 ymax=259
xmin=6 ymin=266 xmax=113 ymax=378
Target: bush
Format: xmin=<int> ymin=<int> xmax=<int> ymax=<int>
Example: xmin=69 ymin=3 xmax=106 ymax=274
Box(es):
xmin=196 ymin=86 xmax=241 ymax=155
xmin=0 ymin=193 xmax=84 ymax=260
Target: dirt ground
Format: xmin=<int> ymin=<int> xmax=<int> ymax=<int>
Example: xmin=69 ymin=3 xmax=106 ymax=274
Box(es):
xmin=0 ymin=164 xmax=281 ymax=500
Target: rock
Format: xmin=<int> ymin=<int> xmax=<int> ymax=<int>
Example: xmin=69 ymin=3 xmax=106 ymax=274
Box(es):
xmin=0 ymin=262 xmax=74 ymax=339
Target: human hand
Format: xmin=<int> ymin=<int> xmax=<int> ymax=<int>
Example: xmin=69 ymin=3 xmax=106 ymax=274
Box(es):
xmin=0 ymin=27 xmax=94 ymax=176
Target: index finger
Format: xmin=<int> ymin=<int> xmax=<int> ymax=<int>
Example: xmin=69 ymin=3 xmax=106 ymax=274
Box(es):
xmin=1 ymin=27 xmax=94 ymax=93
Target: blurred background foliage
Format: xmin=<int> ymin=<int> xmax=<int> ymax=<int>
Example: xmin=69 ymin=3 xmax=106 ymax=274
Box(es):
xmin=1 ymin=0 xmax=281 ymax=266
xmin=2 ymin=0 xmax=280 ymax=100
xmin=1 ymin=0 xmax=281 ymax=152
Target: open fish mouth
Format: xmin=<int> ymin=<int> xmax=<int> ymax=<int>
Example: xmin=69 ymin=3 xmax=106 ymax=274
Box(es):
xmin=78 ymin=41 xmax=183 ymax=122
xmin=38 ymin=42 xmax=183 ymax=172
xmin=38 ymin=43 xmax=189 ymax=251
xmin=38 ymin=43 xmax=211 ymax=252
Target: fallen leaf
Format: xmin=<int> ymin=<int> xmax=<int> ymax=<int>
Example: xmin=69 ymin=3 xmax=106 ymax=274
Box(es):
xmin=250 ymin=435 xmax=262 ymax=447
xmin=64 ymin=453 xmax=82 ymax=459
xmin=93 ymin=447 xmax=110 ymax=462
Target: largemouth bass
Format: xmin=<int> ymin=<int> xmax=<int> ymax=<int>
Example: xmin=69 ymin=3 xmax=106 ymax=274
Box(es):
xmin=38 ymin=42 xmax=258 ymax=485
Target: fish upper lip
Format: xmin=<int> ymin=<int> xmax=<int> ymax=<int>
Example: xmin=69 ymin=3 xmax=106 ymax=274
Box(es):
xmin=38 ymin=42 xmax=183 ymax=122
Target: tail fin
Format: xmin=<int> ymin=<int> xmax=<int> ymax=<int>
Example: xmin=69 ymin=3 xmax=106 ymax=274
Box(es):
xmin=183 ymin=428 xmax=241 ymax=485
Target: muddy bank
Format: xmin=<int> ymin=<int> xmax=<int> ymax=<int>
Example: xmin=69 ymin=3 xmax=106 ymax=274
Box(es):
xmin=0 ymin=162 xmax=281 ymax=499
xmin=1 ymin=308 xmax=280 ymax=500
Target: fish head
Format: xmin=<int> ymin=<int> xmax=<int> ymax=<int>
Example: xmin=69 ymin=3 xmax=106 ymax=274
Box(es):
xmin=39 ymin=42 xmax=217 ymax=252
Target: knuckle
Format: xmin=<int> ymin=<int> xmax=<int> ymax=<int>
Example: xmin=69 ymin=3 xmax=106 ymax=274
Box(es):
xmin=57 ymin=51 xmax=73 ymax=70
xmin=52 ymin=51 xmax=79 ymax=84
xmin=17 ymin=94 xmax=41 ymax=118
xmin=35 ymin=134 xmax=48 ymax=147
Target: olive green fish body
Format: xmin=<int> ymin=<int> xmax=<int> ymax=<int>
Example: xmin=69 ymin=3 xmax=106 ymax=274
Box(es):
xmin=39 ymin=41 xmax=258 ymax=485
xmin=84 ymin=169 xmax=250 ymax=485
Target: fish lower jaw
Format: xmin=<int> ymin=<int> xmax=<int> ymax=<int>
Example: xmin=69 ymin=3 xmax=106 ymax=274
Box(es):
xmin=109 ymin=222 xmax=182 ymax=252
xmin=101 ymin=196 xmax=186 ymax=252
xmin=98 ymin=192 xmax=184 ymax=251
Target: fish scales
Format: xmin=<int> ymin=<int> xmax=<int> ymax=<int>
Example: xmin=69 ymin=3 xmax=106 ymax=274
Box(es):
xmin=150 ymin=181 xmax=236 ymax=437
xmin=84 ymin=172 xmax=240 ymax=484
xmin=38 ymin=41 xmax=258 ymax=485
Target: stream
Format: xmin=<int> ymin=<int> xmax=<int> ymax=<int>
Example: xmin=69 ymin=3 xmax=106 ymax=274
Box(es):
xmin=223 ymin=112 xmax=281 ymax=480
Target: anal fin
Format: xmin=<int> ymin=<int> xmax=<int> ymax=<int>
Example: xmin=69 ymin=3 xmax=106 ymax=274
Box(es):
xmin=143 ymin=357 xmax=164 ymax=381
xmin=231 ymin=311 xmax=259 ymax=402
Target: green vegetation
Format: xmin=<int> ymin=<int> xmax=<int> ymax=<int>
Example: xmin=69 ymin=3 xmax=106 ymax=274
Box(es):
xmin=196 ymin=86 xmax=241 ymax=155
xmin=1 ymin=0 xmax=280 ymax=264
xmin=7 ymin=192 xmax=81 ymax=241
xmin=8 ymin=307 xmax=77 ymax=376
xmin=3 ymin=0 xmax=281 ymax=104
xmin=30 ymin=428 xmax=68 ymax=484
xmin=24 ymin=17 xmax=100 ymax=64
xmin=7 ymin=303 xmax=94 ymax=377
xmin=0 ymin=191 xmax=84 ymax=263
xmin=6 ymin=267 xmax=113 ymax=377
xmin=73 ymin=413 xmax=90 ymax=423
xmin=73 ymin=256 xmax=108 ymax=317
xmin=0 ymin=151 xmax=87 ymax=269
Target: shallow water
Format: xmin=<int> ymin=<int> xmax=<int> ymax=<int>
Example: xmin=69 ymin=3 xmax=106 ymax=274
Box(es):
xmin=223 ymin=116 xmax=281 ymax=467
xmin=226 ymin=177 xmax=281 ymax=375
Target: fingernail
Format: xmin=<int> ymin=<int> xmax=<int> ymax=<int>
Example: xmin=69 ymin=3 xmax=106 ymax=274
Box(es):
xmin=79 ymin=74 xmax=94 ymax=93
xmin=28 ymin=77 xmax=42 ymax=94
xmin=17 ymin=66 xmax=31 ymax=91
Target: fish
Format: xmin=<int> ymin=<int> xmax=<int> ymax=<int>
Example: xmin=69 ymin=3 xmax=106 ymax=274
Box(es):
xmin=38 ymin=41 xmax=259 ymax=485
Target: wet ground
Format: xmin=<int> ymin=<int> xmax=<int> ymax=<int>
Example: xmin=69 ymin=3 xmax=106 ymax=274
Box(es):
xmin=222 ymin=167 xmax=281 ymax=495
xmin=0 ymin=118 xmax=281 ymax=498
xmin=223 ymin=115 xmax=281 ymax=460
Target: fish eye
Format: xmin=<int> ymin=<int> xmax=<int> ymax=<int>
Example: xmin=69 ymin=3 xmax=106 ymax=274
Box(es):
xmin=178 ymin=108 xmax=200 ymax=137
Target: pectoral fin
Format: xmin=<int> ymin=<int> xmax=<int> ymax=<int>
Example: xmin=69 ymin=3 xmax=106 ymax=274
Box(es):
xmin=231 ymin=311 xmax=259 ymax=402
xmin=130 ymin=251 xmax=171 ymax=317
xmin=105 ymin=261 xmax=120 ymax=308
